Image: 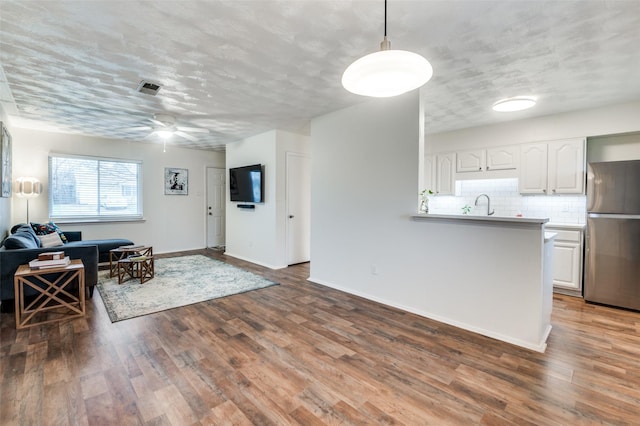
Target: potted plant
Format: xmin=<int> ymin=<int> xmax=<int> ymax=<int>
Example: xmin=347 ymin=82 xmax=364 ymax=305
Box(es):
xmin=419 ymin=189 xmax=433 ymax=213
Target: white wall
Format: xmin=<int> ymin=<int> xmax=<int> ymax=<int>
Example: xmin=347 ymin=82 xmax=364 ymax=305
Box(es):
xmin=587 ymin=132 xmax=640 ymax=162
xmin=225 ymin=130 xmax=278 ymax=267
xmin=310 ymin=91 xmax=551 ymax=350
xmin=0 ymin=105 xmax=11 ymax=240
xmin=428 ymin=100 xmax=640 ymax=152
xmin=225 ymin=129 xmax=310 ymax=268
xmin=9 ymin=127 xmax=224 ymax=253
xmin=310 ymin=91 xmax=422 ymax=315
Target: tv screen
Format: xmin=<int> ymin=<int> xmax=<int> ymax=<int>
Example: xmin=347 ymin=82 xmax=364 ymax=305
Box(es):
xmin=229 ymin=164 xmax=263 ymax=203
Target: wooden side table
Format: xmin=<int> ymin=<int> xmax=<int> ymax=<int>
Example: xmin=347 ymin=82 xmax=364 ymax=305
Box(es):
xmin=117 ymin=256 xmax=154 ymax=284
xmin=14 ymin=259 xmax=85 ymax=329
xmin=109 ymin=246 xmax=153 ymax=277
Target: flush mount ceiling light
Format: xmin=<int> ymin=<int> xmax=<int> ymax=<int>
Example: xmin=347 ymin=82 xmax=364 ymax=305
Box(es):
xmin=342 ymin=0 xmax=433 ymax=97
xmin=492 ymin=97 xmax=537 ymax=112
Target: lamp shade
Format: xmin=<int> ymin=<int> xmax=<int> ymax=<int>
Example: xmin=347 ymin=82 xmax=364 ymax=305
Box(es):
xmin=342 ymin=49 xmax=433 ymax=97
xmin=15 ymin=177 xmax=43 ymax=198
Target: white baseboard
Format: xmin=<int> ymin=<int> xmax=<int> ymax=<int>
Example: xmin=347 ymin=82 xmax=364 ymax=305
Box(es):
xmin=223 ymin=251 xmax=287 ymax=270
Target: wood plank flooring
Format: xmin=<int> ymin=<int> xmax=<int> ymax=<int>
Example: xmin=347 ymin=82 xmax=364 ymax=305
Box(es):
xmin=2 ymin=249 xmax=640 ymax=425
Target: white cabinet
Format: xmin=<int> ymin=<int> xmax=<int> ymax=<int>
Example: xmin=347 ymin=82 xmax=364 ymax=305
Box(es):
xmin=486 ymin=146 xmax=518 ymax=171
xmin=519 ymin=138 xmax=585 ymax=194
xmin=436 ymin=153 xmax=456 ymax=195
xmin=457 ymin=146 xmax=518 ymax=174
xmin=519 ymin=143 xmax=548 ymax=193
xmin=457 ymin=149 xmax=485 ymax=172
xmin=547 ymin=226 xmax=584 ymax=296
xmin=548 ymin=139 xmax=586 ymax=194
xmin=424 ymin=153 xmax=455 ymax=195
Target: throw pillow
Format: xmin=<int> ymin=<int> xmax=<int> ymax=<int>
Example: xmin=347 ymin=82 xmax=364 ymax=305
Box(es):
xmin=38 ymin=232 xmax=64 ymax=248
xmin=2 ymin=232 xmax=40 ymax=249
xmin=31 ymin=221 xmax=68 ymax=243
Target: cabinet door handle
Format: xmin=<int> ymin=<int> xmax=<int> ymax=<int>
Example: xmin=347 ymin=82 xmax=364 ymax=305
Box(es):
xmin=542 ymin=189 xmax=547 ymax=193
xmin=552 ymin=189 xmax=556 ymax=193
xmin=479 ymin=167 xmax=482 ymax=171
xmin=486 ymin=166 xmax=490 ymax=170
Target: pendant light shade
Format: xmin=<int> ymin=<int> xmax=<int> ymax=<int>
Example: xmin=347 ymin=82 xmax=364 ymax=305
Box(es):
xmin=342 ymin=0 xmax=433 ymax=97
xmin=342 ymin=49 xmax=433 ymax=97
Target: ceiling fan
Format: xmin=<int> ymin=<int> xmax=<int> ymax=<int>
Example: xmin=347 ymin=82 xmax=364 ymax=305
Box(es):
xmin=129 ymin=113 xmax=209 ymax=141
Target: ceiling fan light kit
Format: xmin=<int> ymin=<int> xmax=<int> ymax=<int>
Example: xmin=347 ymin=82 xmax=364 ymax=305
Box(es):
xmin=128 ymin=113 xmax=209 ymax=144
xmin=342 ymin=0 xmax=433 ymax=97
xmin=492 ymin=97 xmax=537 ymax=112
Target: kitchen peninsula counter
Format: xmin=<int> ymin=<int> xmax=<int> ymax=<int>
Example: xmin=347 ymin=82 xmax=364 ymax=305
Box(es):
xmin=408 ymin=212 xmax=553 ymax=352
xmin=412 ymin=213 xmax=548 ymax=225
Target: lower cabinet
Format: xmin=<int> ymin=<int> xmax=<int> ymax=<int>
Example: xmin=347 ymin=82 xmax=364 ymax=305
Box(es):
xmin=547 ymin=226 xmax=584 ymax=296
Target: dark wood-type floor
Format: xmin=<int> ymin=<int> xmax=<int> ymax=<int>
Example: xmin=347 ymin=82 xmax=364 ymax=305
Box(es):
xmin=1 ymin=249 xmax=640 ymax=425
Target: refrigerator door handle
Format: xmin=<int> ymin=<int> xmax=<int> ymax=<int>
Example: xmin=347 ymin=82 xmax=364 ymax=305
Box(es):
xmin=588 ymin=213 xmax=640 ymax=220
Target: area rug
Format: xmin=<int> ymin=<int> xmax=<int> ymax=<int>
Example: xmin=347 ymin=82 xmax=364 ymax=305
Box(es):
xmin=97 ymin=255 xmax=278 ymax=322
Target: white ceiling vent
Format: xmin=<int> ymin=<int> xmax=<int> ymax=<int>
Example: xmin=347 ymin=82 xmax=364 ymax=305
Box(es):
xmin=136 ymin=80 xmax=162 ymax=96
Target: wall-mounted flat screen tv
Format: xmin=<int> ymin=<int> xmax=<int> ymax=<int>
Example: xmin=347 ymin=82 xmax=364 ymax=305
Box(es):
xmin=229 ymin=164 xmax=263 ymax=203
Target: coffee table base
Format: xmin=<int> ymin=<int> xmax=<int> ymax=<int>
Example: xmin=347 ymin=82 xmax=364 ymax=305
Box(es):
xmin=117 ymin=257 xmax=154 ymax=284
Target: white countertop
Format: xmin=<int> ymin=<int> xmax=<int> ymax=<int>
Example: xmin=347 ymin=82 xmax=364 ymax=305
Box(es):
xmin=546 ymin=222 xmax=586 ymax=230
xmin=412 ymin=213 xmax=549 ymax=225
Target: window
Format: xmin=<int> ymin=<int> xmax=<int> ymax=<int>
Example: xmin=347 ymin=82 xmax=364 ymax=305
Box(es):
xmin=49 ymin=154 xmax=143 ymax=221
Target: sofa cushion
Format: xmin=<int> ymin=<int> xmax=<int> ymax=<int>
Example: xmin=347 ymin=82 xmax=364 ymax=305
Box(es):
xmin=3 ymin=225 xmax=41 ymax=249
xmin=38 ymin=232 xmax=65 ymax=248
xmin=31 ymin=221 xmax=68 ymax=243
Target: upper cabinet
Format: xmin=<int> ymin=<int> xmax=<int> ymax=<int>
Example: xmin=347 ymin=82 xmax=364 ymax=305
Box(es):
xmin=486 ymin=146 xmax=518 ymax=171
xmin=437 ymin=153 xmax=456 ymax=195
xmin=456 ymin=149 xmax=485 ymax=172
xmin=456 ymin=146 xmax=518 ymax=174
xmin=519 ymin=138 xmax=586 ymax=195
xmin=430 ymin=152 xmax=455 ymax=195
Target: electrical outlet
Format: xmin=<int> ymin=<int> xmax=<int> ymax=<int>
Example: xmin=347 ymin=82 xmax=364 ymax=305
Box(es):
xmin=371 ymin=265 xmax=378 ymax=275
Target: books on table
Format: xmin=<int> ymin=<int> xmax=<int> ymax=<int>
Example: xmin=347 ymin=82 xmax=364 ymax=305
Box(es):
xmin=29 ymin=256 xmax=71 ymax=270
xmin=38 ymin=251 xmax=65 ymax=261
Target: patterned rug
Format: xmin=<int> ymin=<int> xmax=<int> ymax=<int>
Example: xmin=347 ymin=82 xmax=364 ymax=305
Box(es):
xmin=97 ymin=254 xmax=278 ymax=322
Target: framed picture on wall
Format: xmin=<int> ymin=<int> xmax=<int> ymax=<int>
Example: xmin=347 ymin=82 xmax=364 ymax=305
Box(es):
xmin=0 ymin=122 xmax=11 ymax=198
xmin=164 ymin=167 xmax=188 ymax=195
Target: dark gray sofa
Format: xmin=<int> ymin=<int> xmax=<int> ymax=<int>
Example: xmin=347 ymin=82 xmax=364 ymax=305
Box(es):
xmin=0 ymin=224 xmax=133 ymax=312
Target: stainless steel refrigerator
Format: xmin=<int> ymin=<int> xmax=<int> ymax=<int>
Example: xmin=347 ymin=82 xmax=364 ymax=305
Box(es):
xmin=585 ymin=160 xmax=640 ymax=310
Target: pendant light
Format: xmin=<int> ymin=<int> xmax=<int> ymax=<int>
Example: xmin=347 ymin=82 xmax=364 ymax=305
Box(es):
xmin=342 ymin=0 xmax=433 ymax=97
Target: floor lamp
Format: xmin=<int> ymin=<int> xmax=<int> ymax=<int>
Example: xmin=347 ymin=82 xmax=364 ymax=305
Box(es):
xmin=15 ymin=177 xmax=42 ymax=224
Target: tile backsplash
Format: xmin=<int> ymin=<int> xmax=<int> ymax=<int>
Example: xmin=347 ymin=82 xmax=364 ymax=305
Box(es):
xmin=428 ymin=178 xmax=586 ymax=224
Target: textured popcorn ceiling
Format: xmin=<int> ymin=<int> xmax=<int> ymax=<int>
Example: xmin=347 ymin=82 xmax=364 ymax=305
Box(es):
xmin=0 ymin=0 xmax=639 ymax=151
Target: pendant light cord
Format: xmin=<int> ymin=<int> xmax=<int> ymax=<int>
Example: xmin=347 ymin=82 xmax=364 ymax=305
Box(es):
xmin=384 ymin=0 xmax=387 ymax=37
xmin=380 ymin=0 xmax=390 ymax=50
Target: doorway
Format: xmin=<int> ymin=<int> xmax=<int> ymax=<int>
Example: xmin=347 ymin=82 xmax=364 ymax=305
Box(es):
xmin=286 ymin=153 xmax=311 ymax=265
xmin=206 ymin=167 xmax=226 ymax=248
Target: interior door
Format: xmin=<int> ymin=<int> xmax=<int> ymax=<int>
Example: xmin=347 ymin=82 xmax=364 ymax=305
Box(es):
xmin=286 ymin=153 xmax=311 ymax=265
xmin=206 ymin=167 xmax=226 ymax=248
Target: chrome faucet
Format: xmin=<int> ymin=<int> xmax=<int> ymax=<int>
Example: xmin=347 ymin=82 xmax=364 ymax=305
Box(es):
xmin=475 ymin=193 xmax=495 ymax=216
